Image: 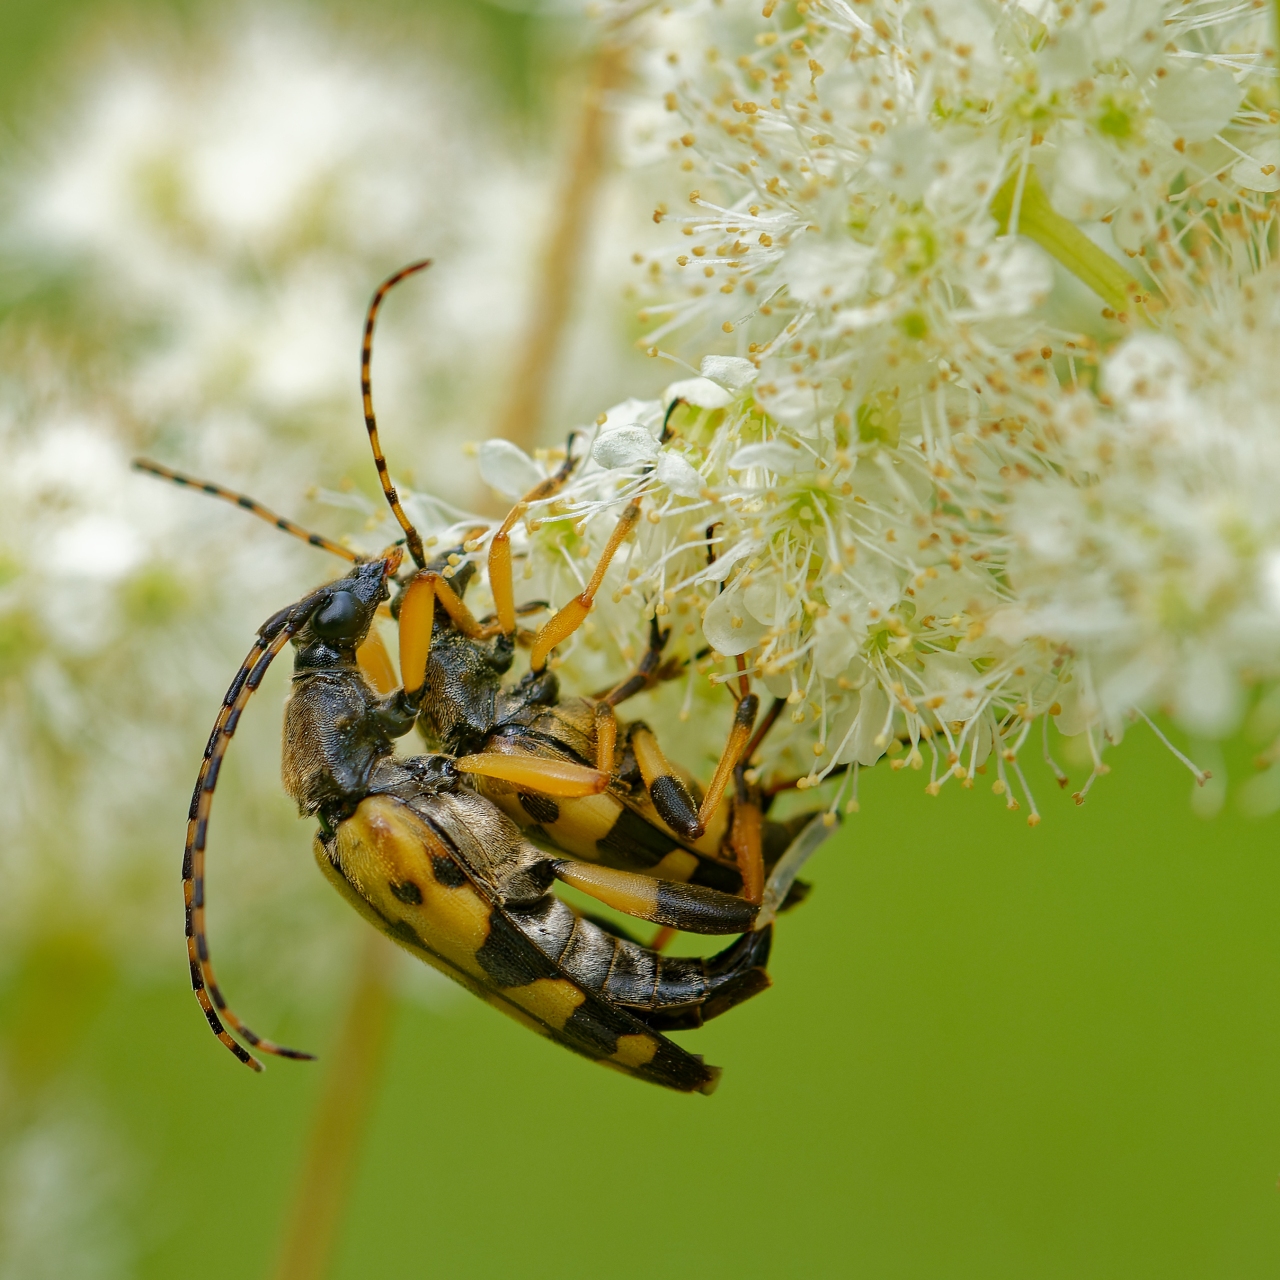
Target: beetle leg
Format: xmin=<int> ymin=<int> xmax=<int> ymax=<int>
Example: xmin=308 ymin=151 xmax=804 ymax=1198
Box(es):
xmin=628 ymin=722 xmax=703 ymax=841
xmin=488 ymin=446 xmax=579 ymax=635
xmin=695 ymin=693 xmax=758 ymax=837
xmin=648 ymin=926 xmax=678 ymax=952
xmin=397 ymin=572 xmax=435 ymax=697
xmin=529 ymin=498 xmax=642 ymax=672
xmin=729 ymin=765 xmax=765 ymax=905
xmin=627 ymin=693 xmax=756 ymax=844
xmin=427 ymin=574 xmax=496 ymax=639
xmin=356 ymin=622 xmax=419 ymax=737
xmin=552 ymin=859 xmax=758 ymax=935
xmin=398 ymin=570 xmax=502 ymax=697
xmin=744 ymin=696 xmax=785 ymax=765
xmin=598 ymin=616 xmax=675 ymax=707
xmin=356 ymin=625 xmax=399 ymax=695
xmin=723 ymin=694 xmax=791 ymax=902
xmin=453 ymin=752 xmax=610 ymax=797
xmin=593 ymin=701 xmax=618 ymax=774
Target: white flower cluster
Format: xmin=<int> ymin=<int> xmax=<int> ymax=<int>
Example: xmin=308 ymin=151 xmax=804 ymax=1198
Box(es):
xmin=479 ymin=0 xmax=1280 ymax=819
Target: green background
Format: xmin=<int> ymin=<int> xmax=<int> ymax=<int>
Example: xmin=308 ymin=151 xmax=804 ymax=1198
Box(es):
xmin=4 ymin=1 xmax=1280 ymax=1276
xmin=77 ymin=731 xmax=1280 ymax=1277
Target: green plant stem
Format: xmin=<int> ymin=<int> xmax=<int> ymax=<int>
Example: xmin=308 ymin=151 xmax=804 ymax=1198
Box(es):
xmin=271 ymin=931 xmax=398 ymax=1280
xmin=991 ymin=166 xmax=1140 ymax=314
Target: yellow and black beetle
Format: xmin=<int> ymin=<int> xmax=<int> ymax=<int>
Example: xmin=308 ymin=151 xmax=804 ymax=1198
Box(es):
xmin=185 ymin=549 xmax=829 ymax=1092
xmin=147 ymin=261 xmax=837 ymax=1090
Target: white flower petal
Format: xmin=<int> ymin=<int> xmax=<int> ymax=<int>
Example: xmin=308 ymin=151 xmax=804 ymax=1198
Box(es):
xmin=701 ymin=588 xmax=768 ymax=656
xmin=782 ymin=238 xmax=873 ymax=306
xmin=591 ymin=426 xmax=659 ymax=469
xmin=728 ymin=441 xmax=807 ymax=474
xmin=1174 ymin=648 xmax=1241 ymax=737
xmin=599 ymin=397 xmax=662 ymax=434
xmin=477 ymin=438 xmax=542 ymax=499
xmin=1053 ymin=141 xmax=1128 ymax=221
xmin=1087 ymin=0 xmax=1164 ymax=69
xmin=1233 ymin=140 xmax=1280 ymax=193
xmin=815 ymin=613 xmax=859 ymax=678
xmin=986 ymin=607 xmax=1033 ymax=646
xmin=703 ymin=540 xmax=751 ymax=583
xmin=1151 ymin=67 xmax=1242 ymax=143
xmin=918 ymin=652 xmax=987 ymax=722
xmin=967 ymin=240 xmax=1052 ymax=316
xmin=1052 ymin=679 xmax=1097 ymax=739
xmin=699 ymin=355 xmax=758 ymax=391
xmin=843 ymin=684 xmax=890 ymax=768
xmin=663 ymin=376 xmax=733 ymax=409
xmin=744 ymin=579 xmax=784 ymax=626
xmin=1036 ymin=30 xmax=1092 ymax=90
xmin=762 ymin=669 xmax=792 ymax=699
xmin=1102 ymin=334 xmax=1188 ymax=410
xmin=655 ymin=450 xmax=703 ymax=498
xmin=867 ymin=123 xmax=939 ymax=202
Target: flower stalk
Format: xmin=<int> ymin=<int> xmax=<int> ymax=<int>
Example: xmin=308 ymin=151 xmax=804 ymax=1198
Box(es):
xmin=990 ymin=167 xmax=1138 ymax=315
xmin=271 ymin=933 xmax=398 ymax=1280
xmin=493 ymin=43 xmax=625 ymax=453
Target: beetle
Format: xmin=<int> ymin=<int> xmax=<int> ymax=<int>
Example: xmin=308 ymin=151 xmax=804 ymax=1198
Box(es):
xmin=185 ymin=547 xmax=830 ymax=1092
xmin=143 ymin=261 xmax=839 ymax=1086
xmin=142 ymin=261 xmax=816 ymax=918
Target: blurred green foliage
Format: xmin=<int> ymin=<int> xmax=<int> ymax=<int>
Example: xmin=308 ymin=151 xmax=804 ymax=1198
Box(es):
xmin=0 ymin=932 xmax=114 ymax=1100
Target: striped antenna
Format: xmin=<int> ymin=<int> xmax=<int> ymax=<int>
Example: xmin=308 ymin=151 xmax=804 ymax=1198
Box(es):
xmin=184 ymin=596 xmax=324 ymax=1070
xmin=361 ymin=260 xmax=431 ymax=569
xmin=134 ymin=458 xmax=359 ymax=563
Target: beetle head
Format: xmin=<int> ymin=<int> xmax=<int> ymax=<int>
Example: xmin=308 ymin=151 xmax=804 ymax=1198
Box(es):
xmin=293 ymin=553 xmax=400 ymax=670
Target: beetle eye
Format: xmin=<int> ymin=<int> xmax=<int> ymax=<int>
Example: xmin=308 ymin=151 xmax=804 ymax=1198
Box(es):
xmin=312 ymin=591 xmax=360 ymax=639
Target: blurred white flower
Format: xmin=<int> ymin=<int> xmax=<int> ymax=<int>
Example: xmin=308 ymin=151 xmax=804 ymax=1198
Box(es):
xmin=11 ymin=9 xmax=559 ymax=490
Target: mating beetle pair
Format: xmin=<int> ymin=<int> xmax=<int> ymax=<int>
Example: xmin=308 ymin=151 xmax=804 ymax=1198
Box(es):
xmin=146 ymin=262 xmax=836 ymax=1093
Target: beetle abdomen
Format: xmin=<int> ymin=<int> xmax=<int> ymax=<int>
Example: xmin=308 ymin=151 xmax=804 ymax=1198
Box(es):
xmin=317 ymin=793 xmax=722 ymax=1094
xmin=509 ymin=891 xmax=771 ymax=1020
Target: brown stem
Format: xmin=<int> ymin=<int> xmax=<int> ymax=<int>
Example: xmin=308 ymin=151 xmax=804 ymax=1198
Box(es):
xmin=271 ymin=931 xmax=398 ymax=1280
xmin=493 ymin=43 xmax=626 ymax=454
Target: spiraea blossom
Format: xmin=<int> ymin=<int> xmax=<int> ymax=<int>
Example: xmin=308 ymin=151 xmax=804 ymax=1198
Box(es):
xmin=460 ymin=0 xmax=1280 ymax=821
